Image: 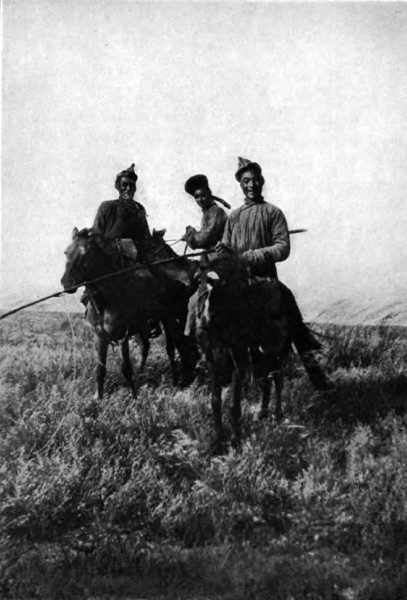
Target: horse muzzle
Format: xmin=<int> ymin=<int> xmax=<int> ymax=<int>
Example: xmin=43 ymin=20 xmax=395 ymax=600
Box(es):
xmin=61 ymin=274 xmax=78 ymax=294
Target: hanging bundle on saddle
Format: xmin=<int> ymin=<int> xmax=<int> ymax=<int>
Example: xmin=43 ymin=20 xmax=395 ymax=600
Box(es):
xmin=115 ymin=238 xmax=139 ymax=266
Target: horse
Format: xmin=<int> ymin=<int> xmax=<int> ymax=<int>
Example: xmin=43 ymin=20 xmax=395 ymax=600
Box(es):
xmin=194 ymin=251 xmax=292 ymax=451
xmin=61 ymin=227 xmax=198 ymax=399
xmin=138 ymin=228 xmax=199 ymax=332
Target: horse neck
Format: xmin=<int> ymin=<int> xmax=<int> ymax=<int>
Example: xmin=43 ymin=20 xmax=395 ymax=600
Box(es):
xmin=85 ymin=241 xmax=128 ymax=303
xmin=140 ymin=237 xmax=178 ymax=265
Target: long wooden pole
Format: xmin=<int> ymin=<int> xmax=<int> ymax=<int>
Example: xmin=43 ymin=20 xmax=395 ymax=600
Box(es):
xmin=1 ymin=229 xmax=307 ymax=321
xmin=0 ymin=291 xmax=67 ymax=319
xmin=0 ymin=250 xmax=209 ymax=321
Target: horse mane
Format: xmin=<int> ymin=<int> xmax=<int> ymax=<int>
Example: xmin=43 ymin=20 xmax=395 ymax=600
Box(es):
xmin=139 ymin=229 xmax=179 ymax=262
xmin=203 ymin=248 xmax=249 ymax=282
xmin=74 ymin=227 xmax=189 ymax=278
xmin=77 ymin=228 xmax=120 ymax=258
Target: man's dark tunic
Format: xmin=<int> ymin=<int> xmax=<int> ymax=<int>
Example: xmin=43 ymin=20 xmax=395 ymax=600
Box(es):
xmin=84 ymin=198 xmax=160 ymax=333
xmin=93 ymin=199 xmax=150 ymax=242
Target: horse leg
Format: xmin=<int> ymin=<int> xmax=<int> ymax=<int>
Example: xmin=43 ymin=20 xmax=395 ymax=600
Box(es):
xmin=230 ymin=368 xmax=242 ymax=448
xmin=258 ymin=377 xmax=271 ymax=420
xmin=273 ymin=368 xmax=284 ymax=421
xmin=95 ymin=335 xmax=108 ymax=400
xmin=165 ymin=317 xmax=198 ymax=386
xmin=209 ymin=367 xmax=224 ymax=454
xmin=178 ymin=333 xmax=199 ymax=386
xmin=162 ymin=320 xmax=178 ymax=385
xmin=120 ymin=337 xmax=137 ymax=397
xmin=229 ymin=347 xmax=248 ymax=448
xmin=139 ymin=333 xmax=150 ymax=372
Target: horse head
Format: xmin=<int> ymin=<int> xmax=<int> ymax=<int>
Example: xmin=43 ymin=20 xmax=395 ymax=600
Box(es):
xmin=61 ymin=227 xmax=106 ymax=292
xmin=198 ymin=247 xmax=246 ymax=285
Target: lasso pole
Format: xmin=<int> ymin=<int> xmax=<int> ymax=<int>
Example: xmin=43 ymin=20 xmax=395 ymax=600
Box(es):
xmin=0 ymin=250 xmax=209 ymax=321
xmin=1 ymin=229 xmax=308 ymax=321
xmin=0 ymin=291 xmax=67 ymax=320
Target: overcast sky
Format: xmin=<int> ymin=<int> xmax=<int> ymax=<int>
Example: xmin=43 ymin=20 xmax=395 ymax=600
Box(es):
xmin=2 ymin=0 xmax=407 ymax=313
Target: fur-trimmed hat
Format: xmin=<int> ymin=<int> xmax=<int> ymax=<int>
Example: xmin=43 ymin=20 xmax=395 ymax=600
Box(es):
xmin=235 ymin=156 xmax=262 ymax=181
xmin=184 ymin=174 xmax=210 ymax=196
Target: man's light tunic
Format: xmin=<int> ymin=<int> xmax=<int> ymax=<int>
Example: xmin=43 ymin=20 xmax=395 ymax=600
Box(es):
xmin=222 ymin=199 xmax=290 ymax=278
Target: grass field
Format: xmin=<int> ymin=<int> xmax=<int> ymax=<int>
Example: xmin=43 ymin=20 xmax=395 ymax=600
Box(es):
xmin=1 ymin=310 xmax=407 ymax=599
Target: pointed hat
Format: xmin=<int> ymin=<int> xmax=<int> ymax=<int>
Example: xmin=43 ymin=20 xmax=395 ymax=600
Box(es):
xmin=235 ymin=156 xmax=262 ymax=181
xmin=116 ymin=163 xmax=138 ymax=182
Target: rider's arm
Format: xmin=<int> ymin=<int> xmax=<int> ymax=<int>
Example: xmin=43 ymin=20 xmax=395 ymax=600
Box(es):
xmin=189 ymin=209 xmax=227 ymax=250
xmin=92 ymin=202 xmax=109 ymax=236
xmin=220 ymin=212 xmax=233 ymax=248
xmin=136 ymin=206 xmax=151 ymax=242
xmin=242 ymin=206 xmax=290 ymax=268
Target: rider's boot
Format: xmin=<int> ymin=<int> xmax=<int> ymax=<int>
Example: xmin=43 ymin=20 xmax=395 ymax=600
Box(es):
xmin=279 ymin=283 xmax=334 ymax=392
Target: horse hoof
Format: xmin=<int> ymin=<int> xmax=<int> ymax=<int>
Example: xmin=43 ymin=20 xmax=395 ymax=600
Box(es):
xmin=210 ymin=438 xmax=225 ymax=456
xmin=275 ymin=411 xmax=283 ymax=422
xmin=209 ymin=429 xmax=229 ymax=455
xmin=231 ymin=435 xmax=241 ymax=451
xmin=178 ymin=377 xmax=195 ymax=390
xmin=258 ymin=408 xmax=270 ymax=421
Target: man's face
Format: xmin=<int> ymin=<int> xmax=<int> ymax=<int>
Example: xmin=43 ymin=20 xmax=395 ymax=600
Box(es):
xmin=118 ymin=176 xmax=136 ymax=201
xmin=193 ymin=187 xmax=212 ymax=210
xmin=239 ymin=169 xmax=263 ymax=202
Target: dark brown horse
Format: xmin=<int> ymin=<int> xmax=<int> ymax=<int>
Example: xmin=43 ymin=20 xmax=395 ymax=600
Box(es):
xmin=195 ymin=252 xmax=292 ymax=451
xmin=61 ymin=228 xmax=198 ymax=398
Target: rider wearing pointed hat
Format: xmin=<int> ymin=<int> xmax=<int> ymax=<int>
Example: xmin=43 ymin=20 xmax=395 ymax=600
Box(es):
xmin=234 ymin=156 xmax=264 ymax=182
xmin=182 ymin=174 xmax=228 ymax=251
xmin=84 ymin=163 xmax=160 ymax=338
xmin=219 ymin=156 xmax=333 ymax=392
xmin=221 ymin=156 xmax=289 ymax=279
xmin=92 ymin=163 xmax=151 ymax=243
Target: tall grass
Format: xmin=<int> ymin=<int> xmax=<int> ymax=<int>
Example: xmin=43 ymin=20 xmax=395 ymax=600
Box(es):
xmin=0 ymin=312 xmax=407 ymax=599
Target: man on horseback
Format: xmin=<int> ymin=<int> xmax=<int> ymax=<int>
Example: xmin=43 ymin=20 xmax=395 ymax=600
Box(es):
xmin=182 ymin=174 xmax=228 ymax=338
xmin=93 ymin=163 xmax=150 ymax=247
xmin=182 ymin=174 xmax=228 ymax=251
xmin=83 ymin=163 xmax=160 ymax=337
xmin=218 ymin=157 xmax=333 ymax=392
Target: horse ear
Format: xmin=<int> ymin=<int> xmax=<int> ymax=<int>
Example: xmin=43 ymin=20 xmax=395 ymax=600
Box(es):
xmin=77 ymin=227 xmax=92 ymax=237
xmin=72 ymin=227 xmax=79 ymax=240
xmin=153 ymin=228 xmax=166 ymax=238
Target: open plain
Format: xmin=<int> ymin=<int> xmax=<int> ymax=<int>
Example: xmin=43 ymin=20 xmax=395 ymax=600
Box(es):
xmin=1 ymin=310 xmax=407 ymax=599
